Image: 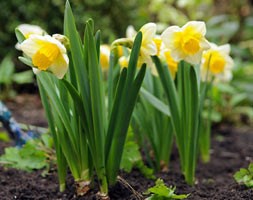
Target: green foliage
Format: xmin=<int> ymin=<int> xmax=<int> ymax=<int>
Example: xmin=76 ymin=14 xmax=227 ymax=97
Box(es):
xmin=145 ymin=179 xmax=189 ymax=200
xmin=0 ymin=55 xmax=34 ymax=99
xmin=0 ymin=0 xmax=145 ymax=60
xmin=0 ymin=131 xmax=10 ymax=142
xmin=120 ymin=129 xmax=155 ymax=179
xmin=234 ymin=163 xmax=253 ymax=188
xmin=0 ymin=136 xmax=53 ymax=172
xmin=132 ymin=69 xmax=173 ymax=172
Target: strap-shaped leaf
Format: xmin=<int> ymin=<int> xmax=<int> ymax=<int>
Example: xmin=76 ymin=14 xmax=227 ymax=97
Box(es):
xmin=140 ymin=87 xmax=171 ymax=117
xmin=106 ymin=65 xmax=146 ymax=184
xmin=38 ymin=80 xmax=68 ymax=192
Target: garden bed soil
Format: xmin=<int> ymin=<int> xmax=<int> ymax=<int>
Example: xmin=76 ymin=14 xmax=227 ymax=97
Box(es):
xmin=0 ymin=94 xmax=253 ymax=199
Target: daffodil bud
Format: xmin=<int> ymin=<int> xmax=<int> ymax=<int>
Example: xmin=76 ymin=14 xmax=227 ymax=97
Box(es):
xmin=53 ymin=34 xmax=70 ymax=51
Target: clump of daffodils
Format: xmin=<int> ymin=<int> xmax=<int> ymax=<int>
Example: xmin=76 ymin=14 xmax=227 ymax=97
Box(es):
xmin=161 ymin=21 xmax=210 ymax=65
xmin=200 ymin=43 xmax=234 ymax=82
xmin=16 ymin=25 xmax=69 ymax=79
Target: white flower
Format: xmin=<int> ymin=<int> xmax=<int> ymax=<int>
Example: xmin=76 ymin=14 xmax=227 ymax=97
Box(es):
xmin=200 ymin=43 xmax=234 ymax=82
xmin=20 ymin=34 xmax=69 ymax=79
xmin=161 ymin=21 xmax=210 ymax=65
xmin=138 ymin=23 xmax=157 ymax=67
xmin=16 ymin=24 xmax=46 ymax=50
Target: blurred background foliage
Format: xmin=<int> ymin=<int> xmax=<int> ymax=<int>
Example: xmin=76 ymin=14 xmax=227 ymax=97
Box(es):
xmin=1 ymin=0 xmax=252 ymax=59
xmin=0 ymin=0 xmax=253 ymax=123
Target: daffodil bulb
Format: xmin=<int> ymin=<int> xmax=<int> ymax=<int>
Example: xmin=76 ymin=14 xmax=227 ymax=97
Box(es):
xmin=15 ymin=24 xmax=47 ymax=50
xmin=20 ymin=34 xmax=69 ymax=79
xmin=200 ymin=43 xmax=234 ymax=82
xmin=161 ymin=21 xmax=210 ymax=65
xmin=100 ymin=45 xmax=110 ymax=70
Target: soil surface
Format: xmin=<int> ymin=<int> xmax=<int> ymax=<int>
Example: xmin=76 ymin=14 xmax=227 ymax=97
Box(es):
xmin=0 ymin=94 xmax=253 ymax=200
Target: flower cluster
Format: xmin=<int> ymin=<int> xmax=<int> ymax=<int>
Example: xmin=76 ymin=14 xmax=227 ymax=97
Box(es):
xmin=113 ymin=21 xmax=233 ymax=82
xmin=17 ymin=21 xmax=233 ymax=82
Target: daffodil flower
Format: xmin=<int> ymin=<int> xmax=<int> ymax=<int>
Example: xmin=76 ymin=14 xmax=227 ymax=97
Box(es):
xmin=138 ymin=23 xmax=157 ymax=67
xmin=153 ymin=36 xmax=162 ymax=56
xmin=161 ymin=21 xmax=210 ymax=65
xmin=200 ymin=43 xmax=233 ymax=82
xmin=112 ymin=23 xmax=157 ymax=69
xmin=15 ymin=24 xmax=47 ymax=50
xmin=100 ymin=45 xmax=110 ymax=70
xmin=153 ymin=36 xmax=178 ymax=79
xmin=20 ymin=34 xmax=69 ymax=79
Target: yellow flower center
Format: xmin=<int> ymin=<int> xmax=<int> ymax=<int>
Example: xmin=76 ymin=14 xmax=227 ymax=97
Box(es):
xmin=203 ymin=51 xmax=226 ymax=74
xmin=153 ymin=38 xmax=162 ymax=56
xmin=174 ymin=26 xmax=202 ymax=55
xmin=32 ymin=43 xmax=60 ymax=70
xmin=182 ymin=37 xmax=200 ymax=54
xmin=164 ymin=51 xmax=178 ymax=79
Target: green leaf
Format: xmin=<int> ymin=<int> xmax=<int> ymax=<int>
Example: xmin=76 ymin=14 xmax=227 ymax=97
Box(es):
xmin=140 ymin=87 xmax=171 ymax=117
xmin=0 ymin=55 xmax=15 ymax=84
xmin=248 ymin=163 xmax=253 ymax=174
xmin=234 ymin=164 xmax=253 ymax=188
xmin=0 ymin=140 xmax=49 ymax=171
xmin=120 ymin=129 xmax=143 ymax=173
xmin=12 ymin=70 xmax=34 ymax=84
xmin=18 ymin=56 xmax=34 ymax=68
xmin=0 ymin=132 xmax=10 ymax=142
xmin=148 ymin=179 xmax=172 ymax=197
xmin=15 ymin=28 xmax=26 ymax=43
xmin=146 ymin=179 xmax=189 ymax=199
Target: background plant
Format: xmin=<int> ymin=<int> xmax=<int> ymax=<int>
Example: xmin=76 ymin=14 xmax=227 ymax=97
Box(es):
xmin=234 ymin=163 xmax=253 ymax=188
xmin=132 ymin=69 xmax=174 ymax=172
xmin=0 ymin=55 xmax=34 ymax=99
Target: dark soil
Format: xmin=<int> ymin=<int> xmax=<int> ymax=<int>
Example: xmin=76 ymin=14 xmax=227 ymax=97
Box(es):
xmin=0 ymin=94 xmax=253 ymax=200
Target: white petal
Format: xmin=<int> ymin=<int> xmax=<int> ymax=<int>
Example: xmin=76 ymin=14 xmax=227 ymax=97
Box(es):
xmin=183 ymin=21 xmax=206 ymax=35
xmin=126 ymin=25 xmax=137 ymax=38
xmin=170 ymin=47 xmax=185 ymax=62
xmin=17 ymin=24 xmax=46 ymax=37
xmin=32 ymin=68 xmax=41 ymax=74
xmin=140 ymin=23 xmax=157 ymax=42
xmin=200 ymin=39 xmax=211 ymax=50
xmin=142 ymin=42 xmax=157 ymax=56
xmin=161 ymin=26 xmax=181 ymax=48
xmin=218 ymin=44 xmax=230 ymax=54
xmin=19 ymin=35 xmax=42 ymax=57
xmin=48 ymin=54 xmax=69 ymax=79
xmin=185 ymin=51 xmax=203 ymax=65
